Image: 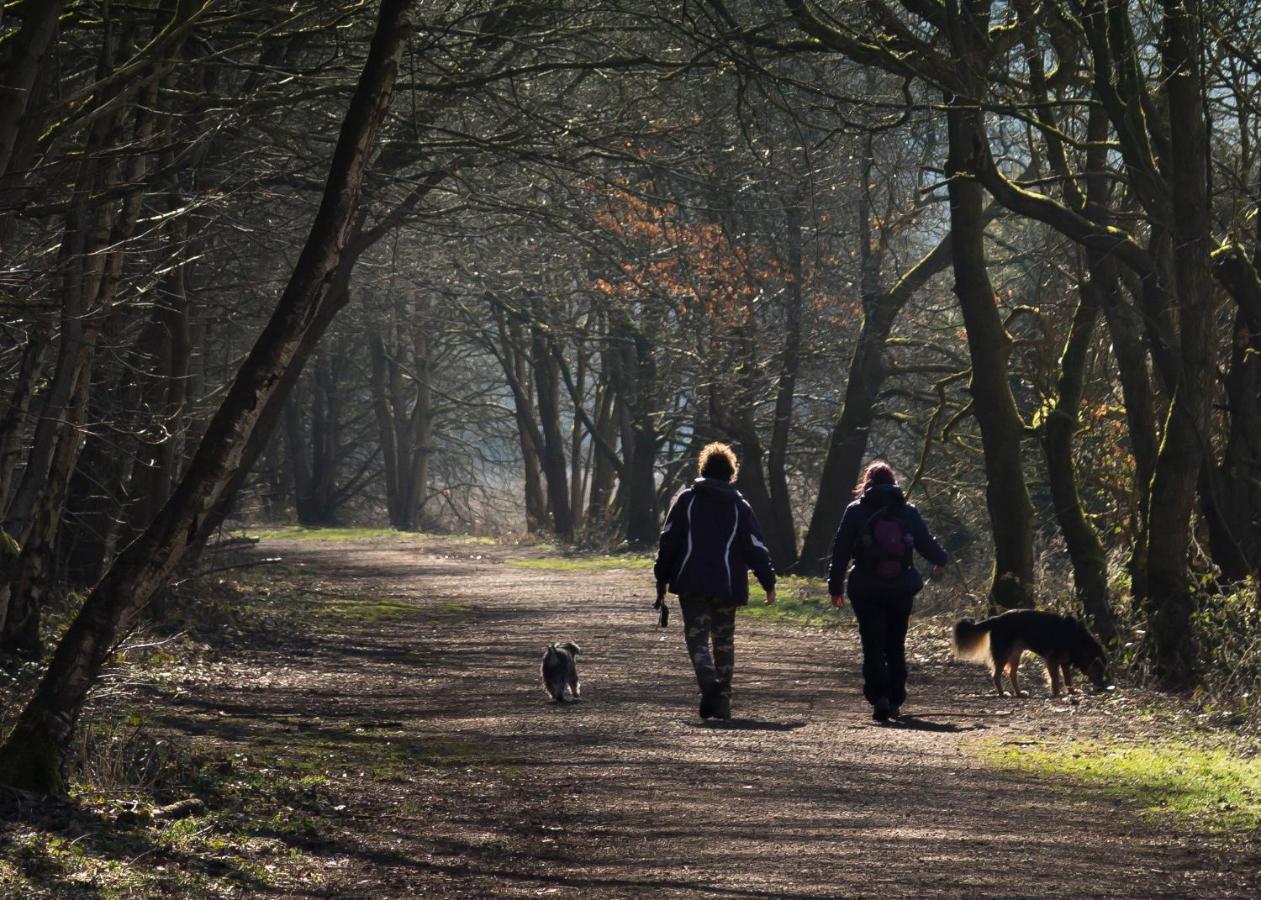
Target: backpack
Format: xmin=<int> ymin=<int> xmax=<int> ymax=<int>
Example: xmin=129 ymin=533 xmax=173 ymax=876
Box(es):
xmin=859 ymin=507 xmax=912 ymax=578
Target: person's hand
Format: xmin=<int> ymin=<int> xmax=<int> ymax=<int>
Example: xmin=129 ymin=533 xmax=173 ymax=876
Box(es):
xmin=655 ymin=583 xmax=666 ymax=604
xmin=764 ymin=589 xmax=776 ymax=606
xmin=831 ymin=594 xmax=845 ymax=608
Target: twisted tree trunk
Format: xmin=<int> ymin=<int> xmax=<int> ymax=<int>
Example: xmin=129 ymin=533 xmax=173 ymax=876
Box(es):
xmin=945 ymin=95 xmax=1036 ymax=610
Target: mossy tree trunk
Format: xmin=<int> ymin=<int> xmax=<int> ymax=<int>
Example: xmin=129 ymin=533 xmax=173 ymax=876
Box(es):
xmin=1040 ymin=281 xmax=1116 ymax=644
xmin=944 ymin=92 xmax=1036 ymax=610
xmin=1140 ymin=0 xmax=1217 ymax=686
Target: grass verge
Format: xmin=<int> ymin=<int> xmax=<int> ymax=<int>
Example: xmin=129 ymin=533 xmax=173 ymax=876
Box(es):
xmin=505 ymin=554 xmax=654 ymax=572
xmin=246 ymin=526 xmax=496 ymax=544
xmin=976 ymin=737 xmax=1261 ymax=837
xmin=1 ymin=551 xmax=506 ymax=897
xmin=741 ymin=576 xmax=850 ymax=629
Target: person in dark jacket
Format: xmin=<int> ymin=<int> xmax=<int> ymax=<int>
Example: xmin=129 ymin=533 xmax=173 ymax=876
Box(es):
xmin=828 ymin=461 xmax=948 ymax=722
xmin=654 ymin=443 xmax=777 ymax=719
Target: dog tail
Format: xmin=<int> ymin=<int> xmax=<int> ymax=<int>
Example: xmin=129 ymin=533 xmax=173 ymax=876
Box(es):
xmin=952 ymin=618 xmax=992 ymax=664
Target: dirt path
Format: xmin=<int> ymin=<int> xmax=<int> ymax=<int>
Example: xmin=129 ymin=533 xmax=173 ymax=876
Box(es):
xmin=164 ymin=536 xmax=1258 ymax=897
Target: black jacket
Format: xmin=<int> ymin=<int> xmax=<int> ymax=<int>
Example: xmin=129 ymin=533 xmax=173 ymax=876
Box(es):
xmin=654 ymin=478 xmax=777 ymax=606
xmin=827 ymin=483 xmax=948 ymax=598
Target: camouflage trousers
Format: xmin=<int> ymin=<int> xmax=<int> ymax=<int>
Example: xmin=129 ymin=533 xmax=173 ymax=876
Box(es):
xmin=678 ymin=594 xmax=737 ymax=698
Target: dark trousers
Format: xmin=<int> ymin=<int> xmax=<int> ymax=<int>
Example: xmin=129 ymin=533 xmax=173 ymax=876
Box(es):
xmin=849 ymin=593 xmax=914 ymax=708
xmin=679 ymin=594 xmax=737 ymax=698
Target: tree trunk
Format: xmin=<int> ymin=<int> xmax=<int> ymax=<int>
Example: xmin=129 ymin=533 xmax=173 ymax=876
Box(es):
xmin=712 ymin=330 xmax=794 ymax=568
xmin=490 ymin=307 xmax=548 ymax=532
xmin=0 ymin=323 xmax=49 ymax=511
xmin=766 ymin=204 xmax=803 ymax=569
xmin=3 ymin=146 xmax=112 ymax=539
xmin=284 ymin=381 xmax=317 ymax=526
xmin=1 ymin=352 xmax=92 ymax=654
xmin=129 ymin=210 xmax=193 ymax=532
xmin=1141 ymin=0 xmax=1216 ymax=686
xmin=0 ymin=0 xmax=63 ymax=179
xmin=623 ymin=411 xmax=658 ymax=548
xmin=1040 ymin=280 xmax=1116 ymax=644
xmin=570 ymin=349 xmax=587 ymax=533
xmin=1205 ymin=249 xmax=1261 ymax=580
xmin=369 ymin=326 xmax=404 ymax=529
xmin=530 ymin=297 xmax=573 ymax=540
xmin=309 ymin=350 xmax=342 ymax=524
xmin=4 ymin=12 xmax=172 ymax=540
xmin=0 ymin=0 xmax=413 ymax=794
xmin=945 ymin=97 xmax=1036 ymax=610
xmin=585 ymin=374 xmax=617 ymax=530
xmin=401 ymin=305 xmax=434 ymax=530
xmin=607 ymin=315 xmax=658 ymax=547
xmin=1095 ymin=269 xmax=1159 ymax=530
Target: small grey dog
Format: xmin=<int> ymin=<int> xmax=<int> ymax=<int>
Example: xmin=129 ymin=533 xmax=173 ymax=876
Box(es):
xmin=540 ymin=642 xmax=581 ymax=702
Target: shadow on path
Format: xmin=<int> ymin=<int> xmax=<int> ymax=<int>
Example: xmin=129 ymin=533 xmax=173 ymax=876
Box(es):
xmin=686 ymin=718 xmax=809 ymax=732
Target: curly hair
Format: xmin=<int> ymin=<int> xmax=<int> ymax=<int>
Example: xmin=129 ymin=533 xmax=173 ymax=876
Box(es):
xmin=698 ymin=442 xmax=739 ymax=483
xmin=855 ymin=460 xmax=897 ymax=498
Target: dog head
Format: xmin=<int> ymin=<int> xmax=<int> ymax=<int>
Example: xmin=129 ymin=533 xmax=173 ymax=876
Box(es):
xmin=558 ymin=641 xmax=580 ymax=657
xmin=1083 ymin=654 xmax=1112 ymax=690
xmin=1072 ymin=625 xmax=1112 ymax=690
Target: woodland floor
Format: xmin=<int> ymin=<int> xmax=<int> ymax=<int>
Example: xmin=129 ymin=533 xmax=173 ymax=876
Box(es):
xmin=3 ymin=532 xmax=1261 ymax=898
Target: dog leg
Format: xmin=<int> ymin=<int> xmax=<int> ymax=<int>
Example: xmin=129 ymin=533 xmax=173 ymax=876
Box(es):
xmin=1062 ymin=663 xmax=1076 ymax=695
xmin=569 ymin=674 xmax=581 ymax=698
xmin=1047 ymin=658 xmax=1062 ymax=697
xmin=1008 ymin=653 xmax=1028 ymax=698
xmin=991 ymin=666 xmax=1006 ymax=697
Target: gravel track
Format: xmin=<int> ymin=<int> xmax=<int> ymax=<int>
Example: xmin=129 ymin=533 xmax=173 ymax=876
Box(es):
xmin=178 ymin=536 xmax=1259 ymax=897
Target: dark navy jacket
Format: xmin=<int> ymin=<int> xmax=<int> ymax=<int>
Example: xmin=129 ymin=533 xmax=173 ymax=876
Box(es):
xmin=654 ymin=478 xmax=776 ymax=606
xmin=827 ymin=483 xmax=948 ymax=598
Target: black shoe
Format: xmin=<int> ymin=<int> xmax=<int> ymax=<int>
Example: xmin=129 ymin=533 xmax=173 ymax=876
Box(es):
xmin=873 ymin=698 xmax=892 ymax=723
xmin=712 ymin=694 xmax=731 ymax=720
xmin=699 ymin=687 xmax=722 ymax=719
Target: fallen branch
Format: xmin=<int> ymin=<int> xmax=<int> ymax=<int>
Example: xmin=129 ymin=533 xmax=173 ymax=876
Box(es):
xmin=168 ymin=557 xmax=284 ymax=589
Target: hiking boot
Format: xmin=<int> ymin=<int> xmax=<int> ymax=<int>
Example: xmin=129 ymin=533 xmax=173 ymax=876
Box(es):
xmin=872 ymin=697 xmax=892 ymax=723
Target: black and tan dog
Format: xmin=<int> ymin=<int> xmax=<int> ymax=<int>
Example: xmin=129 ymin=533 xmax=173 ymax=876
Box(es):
xmin=953 ymin=610 xmax=1110 ymax=697
xmin=540 ymin=642 xmax=581 ymax=703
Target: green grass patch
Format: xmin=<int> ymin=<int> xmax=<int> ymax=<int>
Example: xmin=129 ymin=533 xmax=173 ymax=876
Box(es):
xmin=506 ymin=554 xmax=654 ymax=572
xmin=977 ymin=738 xmax=1261 ymax=835
xmin=740 ymin=576 xmax=849 ymax=628
xmin=312 ymin=597 xmax=420 ymax=625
